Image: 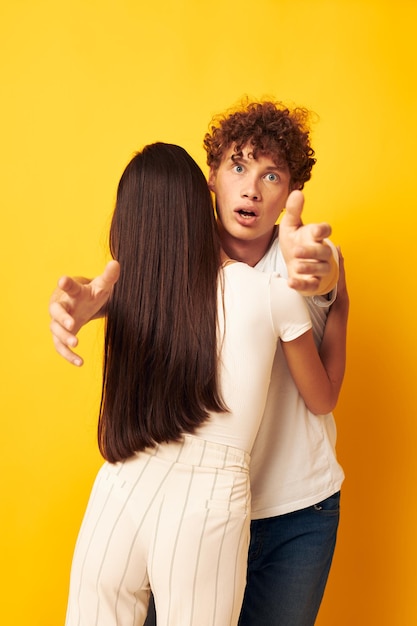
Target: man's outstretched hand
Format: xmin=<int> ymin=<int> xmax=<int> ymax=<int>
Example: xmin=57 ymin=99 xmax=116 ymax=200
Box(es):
xmin=49 ymin=260 xmax=120 ymax=366
xmin=279 ymin=190 xmax=338 ymax=296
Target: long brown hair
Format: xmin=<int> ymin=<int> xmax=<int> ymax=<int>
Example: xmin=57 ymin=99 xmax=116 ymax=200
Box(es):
xmin=98 ymin=143 xmax=226 ymax=462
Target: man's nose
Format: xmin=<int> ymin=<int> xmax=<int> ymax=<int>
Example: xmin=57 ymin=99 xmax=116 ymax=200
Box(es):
xmin=241 ymin=177 xmax=261 ymax=200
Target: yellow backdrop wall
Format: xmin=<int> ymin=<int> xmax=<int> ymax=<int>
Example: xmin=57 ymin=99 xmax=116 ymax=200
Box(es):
xmin=1 ymin=1 xmax=416 ymax=624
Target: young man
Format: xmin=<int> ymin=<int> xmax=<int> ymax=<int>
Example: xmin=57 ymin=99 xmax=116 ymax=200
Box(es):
xmin=50 ymin=100 xmax=348 ymax=626
xmin=204 ymin=101 xmax=347 ymax=626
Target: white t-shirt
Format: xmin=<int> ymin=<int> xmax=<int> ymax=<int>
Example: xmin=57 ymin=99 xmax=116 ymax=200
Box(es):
xmin=249 ymin=234 xmax=345 ymax=518
xmin=195 ymin=261 xmax=312 ymax=453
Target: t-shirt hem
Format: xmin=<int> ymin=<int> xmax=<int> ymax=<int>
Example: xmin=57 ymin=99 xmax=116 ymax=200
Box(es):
xmin=250 ymin=479 xmax=345 ymax=520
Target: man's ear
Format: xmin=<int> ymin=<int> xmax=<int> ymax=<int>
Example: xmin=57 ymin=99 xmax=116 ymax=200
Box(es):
xmin=207 ymin=168 xmax=216 ymax=191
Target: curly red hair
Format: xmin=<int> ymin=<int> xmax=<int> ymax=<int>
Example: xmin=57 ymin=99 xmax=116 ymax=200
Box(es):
xmin=203 ymin=99 xmax=317 ymax=190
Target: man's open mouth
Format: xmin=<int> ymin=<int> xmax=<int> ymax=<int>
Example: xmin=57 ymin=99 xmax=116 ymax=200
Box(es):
xmin=237 ymin=209 xmax=256 ymax=218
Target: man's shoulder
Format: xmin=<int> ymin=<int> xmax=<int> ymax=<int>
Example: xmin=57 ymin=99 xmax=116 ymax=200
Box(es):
xmin=255 ymin=229 xmax=288 ymax=277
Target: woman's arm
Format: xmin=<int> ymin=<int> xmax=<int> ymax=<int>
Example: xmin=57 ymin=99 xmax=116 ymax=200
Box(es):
xmin=318 ymin=248 xmax=349 ymax=397
xmin=281 ymin=250 xmax=349 ymax=414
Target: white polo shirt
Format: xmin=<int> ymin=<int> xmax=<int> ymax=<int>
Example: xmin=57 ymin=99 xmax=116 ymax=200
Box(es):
xmin=196 ymin=261 xmax=312 ymax=453
xmin=249 ymin=234 xmax=345 ymax=518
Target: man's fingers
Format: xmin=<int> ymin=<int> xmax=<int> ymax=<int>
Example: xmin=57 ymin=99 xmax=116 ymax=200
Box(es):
xmin=310 ymin=222 xmax=332 ymax=241
xmin=92 ymin=260 xmax=120 ymax=293
xmin=56 ymin=275 xmax=83 ymax=297
xmin=50 ymin=324 xmax=83 ymax=366
xmin=54 ymin=342 xmax=83 ymax=367
xmin=290 ymin=222 xmax=332 ymax=246
xmin=287 ymin=275 xmax=321 ymax=295
xmin=48 ymin=300 xmax=76 ymax=331
xmin=56 ymin=260 xmax=119 ymax=302
xmin=292 ymin=242 xmax=333 ymax=263
xmin=49 ymin=261 xmax=119 ymax=368
xmin=291 ymin=259 xmax=332 ymax=277
xmin=283 ymin=190 xmax=305 ymax=228
xmin=283 ymin=191 xmax=331 ymax=242
xmin=50 ymin=318 xmax=78 ymax=348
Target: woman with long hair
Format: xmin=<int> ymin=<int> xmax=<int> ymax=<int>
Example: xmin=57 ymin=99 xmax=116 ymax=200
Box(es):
xmin=65 ymin=142 xmax=342 ymax=626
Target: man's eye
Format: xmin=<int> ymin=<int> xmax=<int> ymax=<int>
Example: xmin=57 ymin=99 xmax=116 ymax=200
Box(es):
xmin=233 ymin=164 xmax=244 ymax=173
xmin=266 ymin=173 xmax=278 ymax=182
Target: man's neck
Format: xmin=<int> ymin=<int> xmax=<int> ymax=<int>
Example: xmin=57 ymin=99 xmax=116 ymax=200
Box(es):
xmin=219 ymin=226 xmax=278 ymax=268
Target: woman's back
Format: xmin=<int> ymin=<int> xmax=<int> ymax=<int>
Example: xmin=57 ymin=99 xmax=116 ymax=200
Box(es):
xmin=98 ymin=142 xmax=312 ymax=462
xmin=99 ymin=143 xmax=223 ymax=462
xmin=196 ymin=262 xmax=311 ymax=453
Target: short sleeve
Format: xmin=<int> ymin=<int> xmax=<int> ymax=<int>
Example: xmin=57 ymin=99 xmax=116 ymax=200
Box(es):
xmin=269 ymin=275 xmax=312 ymax=342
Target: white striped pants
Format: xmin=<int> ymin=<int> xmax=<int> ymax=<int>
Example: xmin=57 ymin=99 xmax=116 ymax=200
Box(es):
xmin=65 ymin=435 xmax=251 ymax=626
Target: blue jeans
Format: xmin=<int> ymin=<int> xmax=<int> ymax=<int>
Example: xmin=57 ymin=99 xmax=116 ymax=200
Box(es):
xmin=144 ymin=594 xmax=156 ymax=626
xmin=144 ymin=492 xmax=340 ymax=626
xmin=238 ymin=491 xmax=341 ymax=626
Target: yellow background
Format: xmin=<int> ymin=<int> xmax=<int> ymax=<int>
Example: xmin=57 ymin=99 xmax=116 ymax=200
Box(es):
xmin=1 ymin=1 xmax=416 ymax=624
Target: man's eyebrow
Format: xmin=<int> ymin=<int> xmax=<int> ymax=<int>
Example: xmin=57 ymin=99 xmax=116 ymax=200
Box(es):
xmin=230 ymin=153 xmax=286 ymax=171
xmin=264 ymin=164 xmax=285 ymax=171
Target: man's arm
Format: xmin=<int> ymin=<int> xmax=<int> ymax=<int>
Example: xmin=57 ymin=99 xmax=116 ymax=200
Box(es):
xmin=49 ymin=260 xmax=120 ymax=366
xmin=279 ymin=190 xmax=339 ymax=296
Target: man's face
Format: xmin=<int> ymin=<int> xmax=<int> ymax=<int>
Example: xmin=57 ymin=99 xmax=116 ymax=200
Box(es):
xmin=208 ymin=144 xmax=292 ymax=246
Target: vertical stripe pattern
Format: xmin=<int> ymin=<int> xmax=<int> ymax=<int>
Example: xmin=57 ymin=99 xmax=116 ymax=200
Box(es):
xmin=65 ymin=435 xmax=250 ymax=626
